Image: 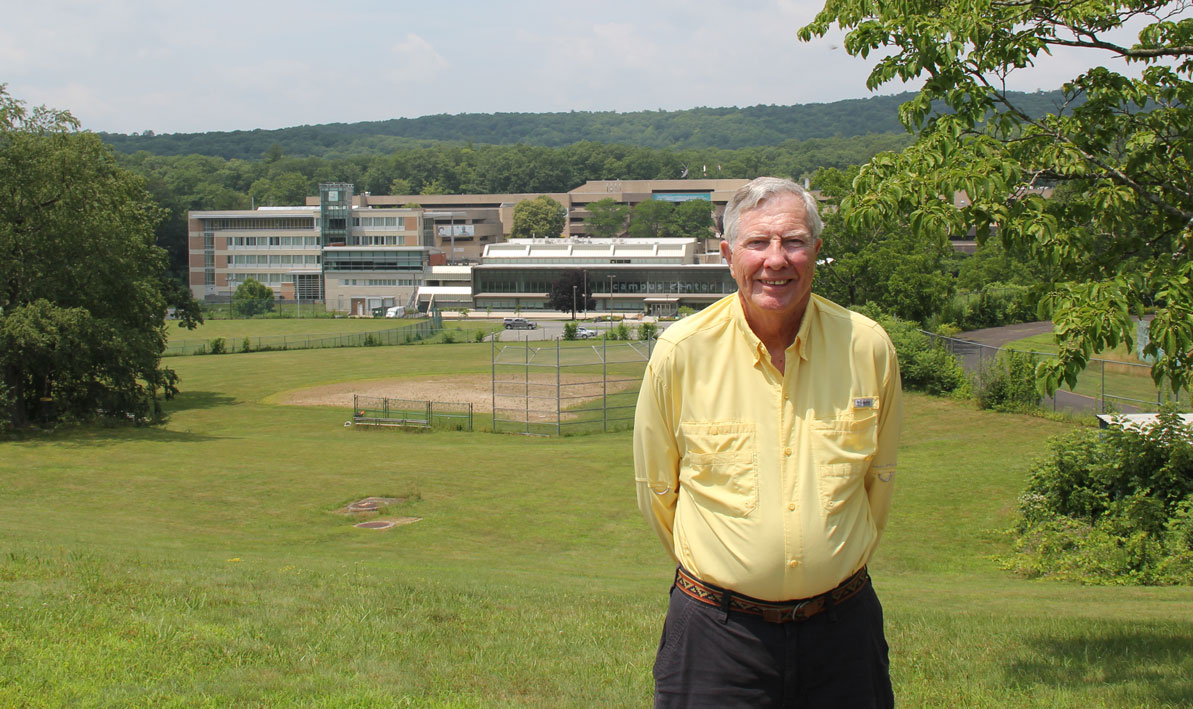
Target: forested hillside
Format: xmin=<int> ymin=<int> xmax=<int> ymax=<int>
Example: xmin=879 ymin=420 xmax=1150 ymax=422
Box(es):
xmin=100 ymin=91 xmax=1072 ymax=159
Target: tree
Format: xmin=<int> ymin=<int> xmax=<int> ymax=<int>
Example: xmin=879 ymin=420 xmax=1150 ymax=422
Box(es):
xmin=232 ymin=278 xmax=275 ymax=317
xmin=511 ymin=195 xmax=566 ymax=239
xmin=585 ymin=198 xmax=630 ymax=238
xmin=0 ymin=86 xmax=198 ymax=428
xmin=672 ymin=199 xmax=715 ymax=238
xmin=628 ymin=199 xmax=676 ymax=238
xmin=547 ymin=270 xmax=595 ymax=317
xmin=800 ymin=2 xmax=1193 ymax=395
xmin=811 ymin=167 xmax=955 ymax=322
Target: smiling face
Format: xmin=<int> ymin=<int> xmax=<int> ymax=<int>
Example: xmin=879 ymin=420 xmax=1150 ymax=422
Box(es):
xmin=720 ymin=192 xmax=821 ymax=344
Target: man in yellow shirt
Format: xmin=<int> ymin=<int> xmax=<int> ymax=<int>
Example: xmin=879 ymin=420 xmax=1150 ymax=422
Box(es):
xmin=634 ymin=176 xmax=901 ymax=707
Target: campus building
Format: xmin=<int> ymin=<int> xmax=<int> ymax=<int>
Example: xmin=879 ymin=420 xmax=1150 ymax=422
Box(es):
xmin=188 ymin=183 xmax=445 ymax=315
xmin=192 ymin=180 xmax=755 ymax=314
xmin=469 ymin=237 xmax=736 ymax=316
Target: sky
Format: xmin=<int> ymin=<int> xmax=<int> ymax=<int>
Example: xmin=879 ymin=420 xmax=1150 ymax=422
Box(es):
xmin=0 ymin=0 xmax=1167 ymax=135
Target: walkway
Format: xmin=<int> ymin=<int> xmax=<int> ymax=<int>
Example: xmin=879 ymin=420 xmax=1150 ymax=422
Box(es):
xmin=951 ymin=321 xmax=1139 ymax=416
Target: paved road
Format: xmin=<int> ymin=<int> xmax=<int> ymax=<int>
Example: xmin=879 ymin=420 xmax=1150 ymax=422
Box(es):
xmin=953 ymin=320 xmax=1139 ymax=416
xmin=488 ymin=319 xmax=671 ymax=343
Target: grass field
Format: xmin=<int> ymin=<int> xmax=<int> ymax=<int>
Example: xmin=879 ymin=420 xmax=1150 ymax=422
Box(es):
xmin=2 ymin=343 xmax=1192 ymax=706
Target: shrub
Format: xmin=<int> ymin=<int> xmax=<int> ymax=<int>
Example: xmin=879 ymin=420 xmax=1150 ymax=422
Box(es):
xmin=637 ymin=322 xmax=658 ymax=341
xmin=363 ymin=334 xmax=381 ymax=347
xmin=677 ymin=306 xmax=696 ymax=318
xmin=241 ymin=337 xmax=252 ymax=353
xmin=974 ymin=350 xmax=1041 ymax=412
xmin=208 ymin=338 xmax=226 ymax=355
xmin=853 ymin=304 xmax=969 ymax=397
xmin=473 ymin=330 xmax=485 ymax=343
xmin=440 ymin=330 xmax=456 ymax=344
xmin=562 ymin=322 xmax=578 ymax=341
xmin=1000 ymin=408 xmax=1193 ymax=585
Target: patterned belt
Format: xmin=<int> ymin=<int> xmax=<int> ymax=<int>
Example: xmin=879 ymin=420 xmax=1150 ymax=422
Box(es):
xmin=674 ymin=565 xmax=870 ymax=624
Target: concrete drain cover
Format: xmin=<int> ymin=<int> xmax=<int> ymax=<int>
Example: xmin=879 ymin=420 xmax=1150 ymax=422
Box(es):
xmin=354 ymin=517 xmax=421 ymax=530
xmin=337 ymin=496 xmax=403 ymax=514
xmin=355 ymin=520 xmax=396 ymax=530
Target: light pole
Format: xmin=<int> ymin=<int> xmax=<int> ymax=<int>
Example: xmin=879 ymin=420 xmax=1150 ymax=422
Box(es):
xmin=583 ymin=270 xmax=588 ymax=318
xmin=607 ymin=274 xmax=616 ymax=315
xmin=572 ymin=284 xmax=577 ymax=320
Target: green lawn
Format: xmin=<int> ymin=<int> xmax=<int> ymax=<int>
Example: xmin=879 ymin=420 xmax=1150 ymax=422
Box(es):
xmin=2 ymin=346 xmax=1192 ymax=706
xmin=1003 ymin=332 xmax=1187 ymax=411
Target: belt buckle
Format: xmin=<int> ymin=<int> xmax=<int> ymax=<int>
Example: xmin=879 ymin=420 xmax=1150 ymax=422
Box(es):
xmin=787 ymin=599 xmax=810 ymax=622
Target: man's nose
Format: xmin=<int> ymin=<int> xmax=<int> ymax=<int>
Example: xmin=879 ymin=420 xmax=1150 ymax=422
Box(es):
xmin=763 ymin=238 xmax=788 ymax=266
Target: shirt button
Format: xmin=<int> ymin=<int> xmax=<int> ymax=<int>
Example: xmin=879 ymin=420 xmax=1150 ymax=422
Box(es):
xmin=784 ymin=447 xmax=792 ymax=456
xmin=787 ymin=503 xmax=796 ymax=511
xmin=788 ymin=560 xmax=799 ymax=568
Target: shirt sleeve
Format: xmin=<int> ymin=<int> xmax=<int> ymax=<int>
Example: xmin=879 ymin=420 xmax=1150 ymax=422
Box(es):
xmin=634 ymin=356 xmax=681 ymax=561
xmin=865 ymin=339 xmax=902 ymax=538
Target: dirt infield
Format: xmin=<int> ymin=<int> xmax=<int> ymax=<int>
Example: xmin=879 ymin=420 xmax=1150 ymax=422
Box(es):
xmin=278 ymin=373 xmax=636 ymax=412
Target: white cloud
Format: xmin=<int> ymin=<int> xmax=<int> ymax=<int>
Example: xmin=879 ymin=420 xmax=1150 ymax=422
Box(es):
xmin=388 ymin=33 xmax=451 ymax=83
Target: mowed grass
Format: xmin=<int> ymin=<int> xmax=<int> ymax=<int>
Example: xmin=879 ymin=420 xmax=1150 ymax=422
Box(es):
xmin=1004 ymin=332 xmax=1188 ymax=410
xmin=2 ymin=344 xmax=1192 ymax=706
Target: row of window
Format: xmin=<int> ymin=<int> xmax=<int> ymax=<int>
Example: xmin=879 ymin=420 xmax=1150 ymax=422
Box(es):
xmin=229 ymin=236 xmax=322 ymax=248
xmin=228 ymin=273 xmax=292 ymax=285
xmin=483 ymin=258 xmax=687 ymax=265
xmin=355 ymin=216 xmax=406 ymax=227
xmin=340 ymin=278 xmax=421 ymax=287
xmin=229 ymin=254 xmax=321 ymax=266
xmin=204 ymin=217 xmax=315 ymax=231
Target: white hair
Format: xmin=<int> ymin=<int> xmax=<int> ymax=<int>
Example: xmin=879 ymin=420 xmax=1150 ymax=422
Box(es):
xmin=722 ymin=177 xmax=823 ymax=246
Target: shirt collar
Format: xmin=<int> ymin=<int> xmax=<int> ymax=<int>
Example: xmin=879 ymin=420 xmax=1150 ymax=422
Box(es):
xmin=730 ymin=293 xmax=818 ymax=366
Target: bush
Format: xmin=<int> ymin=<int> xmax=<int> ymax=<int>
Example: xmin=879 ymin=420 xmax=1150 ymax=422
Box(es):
xmin=940 ymin=283 xmax=1038 ymax=331
xmin=853 ymin=304 xmax=969 ymax=397
xmin=473 ymin=330 xmax=485 ymax=343
xmin=637 ymin=322 xmax=658 ymax=341
xmin=562 ymin=322 xmax=578 ymax=341
xmin=363 ymin=334 xmax=381 ymax=347
xmin=1000 ymin=408 xmax=1193 ymax=585
xmin=241 ymin=337 xmax=252 ymax=353
xmin=231 ymin=278 xmax=275 ymax=318
xmin=208 ymin=338 xmax=226 ymax=355
xmin=974 ymin=350 xmax=1041 ymax=412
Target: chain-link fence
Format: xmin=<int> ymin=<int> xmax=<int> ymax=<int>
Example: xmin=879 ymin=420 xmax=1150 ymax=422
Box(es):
xmin=926 ymin=332 xmax=1188 ymax=414
xmin=351 ymin=394 xmax=473 ymax=431
xmin=491 ymin=337 xmax=653 ymax=435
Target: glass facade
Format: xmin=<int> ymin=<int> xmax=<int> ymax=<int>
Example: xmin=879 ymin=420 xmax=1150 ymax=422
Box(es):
xmin=473 ymin=266 xmax=736 ymax=310
xmin=322 ymin=249 xmax=427 ymax=272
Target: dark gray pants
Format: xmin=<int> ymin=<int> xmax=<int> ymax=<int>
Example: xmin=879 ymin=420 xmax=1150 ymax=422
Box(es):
xmin=653 ymin=580 xmax=894 ymax=708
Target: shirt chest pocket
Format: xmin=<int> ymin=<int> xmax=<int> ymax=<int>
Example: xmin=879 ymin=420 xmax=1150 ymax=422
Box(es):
xmin=810 ymin=411 xmax=879 ymax=514
xmin=678 ymin=422 xmax=758 ymax=517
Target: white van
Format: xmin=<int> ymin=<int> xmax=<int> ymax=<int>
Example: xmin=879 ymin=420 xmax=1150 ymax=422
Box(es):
xmin=384 ymin=306 xmax=406 ymax=318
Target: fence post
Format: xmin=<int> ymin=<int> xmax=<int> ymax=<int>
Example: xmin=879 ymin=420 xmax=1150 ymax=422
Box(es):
xmin=491 ymin=334 xmax=497 ymax=434
xmin=603 ymin=335 xmax=608 ymax=433
xmin=556 ymin=337 xmax=562 ymax=436
xmin=1101 ymin=360 xmax=1106 ymax=413
xmin=524 ymin=336 xmax=530 ymax=435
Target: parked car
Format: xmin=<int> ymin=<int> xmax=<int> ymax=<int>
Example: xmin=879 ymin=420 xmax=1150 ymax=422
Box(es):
xmin=503 ymin=317 xmax=536 ymax=330
xmin=576 ymin=327 xmax=598 ymax=339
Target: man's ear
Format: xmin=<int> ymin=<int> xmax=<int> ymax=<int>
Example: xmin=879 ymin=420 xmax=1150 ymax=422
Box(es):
xmin=719 ymin=239 xmax=732 ymax=266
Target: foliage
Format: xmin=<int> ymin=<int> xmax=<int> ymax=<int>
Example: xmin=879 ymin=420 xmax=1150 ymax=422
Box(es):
xmin=208 ymin=338 xmax=227 ymax=355
xmin=585 ymin=198 xmax=630 ymax=238
xmin=853 ymin=304 xmax=970 ymax=397
xmin=941 ymin=284 xmax=1040 ymax=331
xmin=562 ymin=321 xmax=578 ymax=341
xmin=800 ymin=1 xmax=1193 ymax=397
xmin=0 ymin=86 xmax=196 ymax=428
xmin=677 ymin=306 xmax=696 ymax=318
xmin=231 ymin=278 xmax=275 ymax=318
xmin=637 ymin=322 xmax=659 ymax=341
xmin=511 ymin=195 xmax=566 ymax=239
xmin=975 ymin=350 xmax=1042 ymax=412
xmin=671 ymin=199 xmax=715 ymax=239
xmin=627 ymin=200 xmax=676 ymax=239
xmin=1002 ymin=409 xmax=1193 ymax=584
xmin=813 ymin=167 xmax=955 ymax=323
xmin=97 ymin=92 xmax=1078 ymax=156
xmin=546 ymin=270 xmax=594 ymax=316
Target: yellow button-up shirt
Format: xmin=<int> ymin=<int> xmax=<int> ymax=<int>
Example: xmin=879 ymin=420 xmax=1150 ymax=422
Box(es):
xmin=634 ymin=293 xmax=901 ymax=601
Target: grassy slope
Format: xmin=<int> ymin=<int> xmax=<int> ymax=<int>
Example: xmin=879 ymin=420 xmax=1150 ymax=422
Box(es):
xmin=2 ymin=344 xmax=1191 ymax=706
